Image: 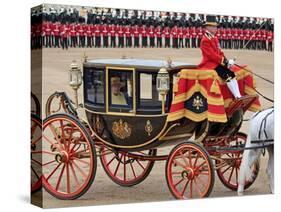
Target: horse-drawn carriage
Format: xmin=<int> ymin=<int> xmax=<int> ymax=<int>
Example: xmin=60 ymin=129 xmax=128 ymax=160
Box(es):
xmin=32 ymin=57 xmax=263 ymax=200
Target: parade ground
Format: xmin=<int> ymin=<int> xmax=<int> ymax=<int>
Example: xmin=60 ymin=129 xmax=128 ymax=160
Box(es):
xmin=32 ymin=47 xmax=274 ymax=208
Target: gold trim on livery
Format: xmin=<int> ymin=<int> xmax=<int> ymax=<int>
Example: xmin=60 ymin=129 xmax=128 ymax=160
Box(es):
xmin=112 ymin=119 xmax=132 ymax=139
xmin=178 ymin=68 xmax=252 ymax=83
xmin=172 ymin=83 xmax=225 ymax=106
xmin=167 ymin=109 xmax=227 ymax=123
xmin=144 ymin=120 xmax=153 ymax=136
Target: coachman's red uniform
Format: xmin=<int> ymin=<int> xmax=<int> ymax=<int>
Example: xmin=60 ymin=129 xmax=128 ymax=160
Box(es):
xmin=198 ymin=31 xmax=225 ymax=69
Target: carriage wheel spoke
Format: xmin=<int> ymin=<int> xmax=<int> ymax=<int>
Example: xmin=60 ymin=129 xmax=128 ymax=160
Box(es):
xmin=228 ymin=166 xmax=235 ymax=183
xmin=31 ymin=165 xmax=40 ymax=179
xmin=106 ymin=155 xmax=116 ymax=167
xmin=55 ymin=164 xmax=65 ymax=191
xmin=174 ymin=178 xmax=185 ymax=187
xmin=193 ymin=178 xmax=203 ymax=197
xmin=72 ymin=160 xmax=87 ymax=179
xmin=42 ymin=134 xmax=56 ymax=146
xmin=66 ymin=163 xmax=71 ymax=193
xmin=49 ymin=123 xmax=64 ymax=151
xmin=181 ymin=179 xmax=190 ymax=196
xmin=46 ymin=162 xmax=62 ymax=180
xmin=129 ymin=161 xmax=137 ymax=178
xmin=189 ymin=180 xmax=193 ymax=198
xmin=192 ymin=153 xmax=200 ymax=168
xmin=123 ymin=155 xmax=126 ymax=181
xmin=136 ymin=159 xmax=145 ymax=170
xmin=73 ymin=157 xmax=90 ymax=166
xmin=69 ymin=162 xmax=80 ymax=188
xmin=31 ymin=136 xmax=42 ymax=146
xmin=180 ymin=150 xmax=189 ymax=166
xmin=172 ymin=159 xmax=186 ymax=169
xmin=221 ymin=164 xmax=232 ymax=174
xmin=59 ymin=120 xmax=68 ymax=151
xmin=113 ymin=155 xmax=123 ymax=176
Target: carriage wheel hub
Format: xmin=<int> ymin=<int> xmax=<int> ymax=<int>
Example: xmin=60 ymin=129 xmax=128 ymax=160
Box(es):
xmin=182 ymin=167 xmax=195 ymax=180
xmin=55 ymin=150 xmax=70 ymax=163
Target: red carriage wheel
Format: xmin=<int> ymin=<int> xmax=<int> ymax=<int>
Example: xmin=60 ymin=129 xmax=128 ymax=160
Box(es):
xmin=31 ymin=114 xmax=42 ymax=193
xmin=42 ymin=113 xmax=97 ymax=200
xmin=100 ymin=148 xmax=156 ymax=187
xmin=166 ymin=142 xmax=214 ymax=199
xmin=216 ymin=132 xmax=260 ymax=191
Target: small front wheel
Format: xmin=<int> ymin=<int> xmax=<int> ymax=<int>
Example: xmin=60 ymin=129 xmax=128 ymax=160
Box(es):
xmin=166 ymin=142 xmax=215 ymax=199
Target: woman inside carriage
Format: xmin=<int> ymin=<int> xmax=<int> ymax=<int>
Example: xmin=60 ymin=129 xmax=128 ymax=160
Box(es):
xmin=198 ymin=15 xmax=246 ymax=100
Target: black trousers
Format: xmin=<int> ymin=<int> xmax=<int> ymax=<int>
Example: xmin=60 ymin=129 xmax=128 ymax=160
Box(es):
xmin=54 ymin=36 xmax=60 ymax=48
xmin=111 ymin=36 xmax=116 ymax=47
xmin=215 ymin=65 xmax=235 ymax=81
xmin=185 ymin=38 xmax=190 ymax=48
xmin=142 ymin=36 xmax=147 ymax=47
xmin=95 ymin=36 xmax=101 ymax=47
xmin=126 ymin=37 xmax=132 ymax=47
xmin=103 ymin=36 xmax=108 ymax=47
xmin=150 ymin=37 xmax=154 ymax=47
xmin=157 ymin=37 xmax=162 ymax=47
xmin=165 ymin=37 xmax=170 ymax=47
xmin=134 ymin=37 xmax=139 ymax=47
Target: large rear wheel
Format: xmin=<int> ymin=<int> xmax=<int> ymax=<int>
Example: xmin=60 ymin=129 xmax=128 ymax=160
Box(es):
xmin=42 ymin=113 xmax=97 ymax=200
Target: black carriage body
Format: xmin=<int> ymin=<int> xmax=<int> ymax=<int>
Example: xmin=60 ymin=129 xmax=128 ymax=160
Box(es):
xmin=83 ymin=59 xmax=199 ymax=150
xmin=82 ymin=58 xmax=243 ymax=151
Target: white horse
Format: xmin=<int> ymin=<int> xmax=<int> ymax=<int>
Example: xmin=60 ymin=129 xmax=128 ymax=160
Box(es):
xmin=238 ymin=107 xmax=274 ymax=195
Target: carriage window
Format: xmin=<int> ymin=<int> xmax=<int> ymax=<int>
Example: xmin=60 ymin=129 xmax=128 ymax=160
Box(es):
xmin=108 ymin=69 xmax=134 ymax=113
xmin=84 ymin=69 xmax=105 ymax=105
xmin=137 ymin=72 xmax=162 ymax=114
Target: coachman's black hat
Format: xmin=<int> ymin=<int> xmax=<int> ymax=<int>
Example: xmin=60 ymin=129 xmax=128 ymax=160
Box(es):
xmin=204 ymin=15 xmax=218 ymax=27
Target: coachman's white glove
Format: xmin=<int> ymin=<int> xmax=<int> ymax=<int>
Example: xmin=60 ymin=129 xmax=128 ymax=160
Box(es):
xmin=227 ymin=59 xmax=235 ymax=68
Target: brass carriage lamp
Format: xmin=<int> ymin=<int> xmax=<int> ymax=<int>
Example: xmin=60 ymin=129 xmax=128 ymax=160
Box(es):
xmin=157 ymin=67 xmax=170 ymax=114
xmin=69 ymin=60 xmax=82 ymax=109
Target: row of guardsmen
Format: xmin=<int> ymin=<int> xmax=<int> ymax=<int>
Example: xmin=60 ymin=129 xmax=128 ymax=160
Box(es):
xmin=31 ymin=20 xmax=274 ymax=51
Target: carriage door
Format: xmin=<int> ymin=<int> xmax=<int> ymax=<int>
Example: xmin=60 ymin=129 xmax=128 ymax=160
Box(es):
xmin=106 ymin=67 xmax=135 ymax=114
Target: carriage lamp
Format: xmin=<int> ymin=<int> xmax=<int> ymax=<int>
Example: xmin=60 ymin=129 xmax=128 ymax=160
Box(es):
xmin=157 ymin=67 xmax=170 ymax=114
xmin=69 ymin=60 xmax=82 ymax=109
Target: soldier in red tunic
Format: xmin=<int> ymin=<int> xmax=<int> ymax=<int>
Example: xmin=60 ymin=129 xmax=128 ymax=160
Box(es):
xmin=125 ymin=23 xmax=132 ymax=47
xmin=117 ymin=22 xmax=125 ymax=48
xmin=171 ymin=25 xmax=178 ymax=48
xmin=132 ymin=22 xmax=140 ymax=47
xmin=178 ymin=24 xmax=184 ymax=48
xmin=86 ymin=22 xmax=93 ymax=48
xmin=94 ymin=21 xmax=101 ymax=47
xmin=198 ymin=15 xmax=242 ymax=99
xmin=155 ymin=23 xmax=162 ymax=48
xmin=52 ymin=21 xmax=61 ymax=48
xmin=163 ymin=24 xmax=170 ymax=48
xmin=43 ymin=20 xmax=52 ymax=47
xmin=102 ymin=20 xmax=109 ymax=48
xmin=60 ymin=22 xmax=69 ymax=50
xmin=109 ymin=20 xmax=116 ymax=48
xmin=184 ymin=25 xmax=190 ymax=48
xmin=148 ymin=24 xmax=155 ymax=48
xmin=190 ymin=25 xmax=197 ymax=48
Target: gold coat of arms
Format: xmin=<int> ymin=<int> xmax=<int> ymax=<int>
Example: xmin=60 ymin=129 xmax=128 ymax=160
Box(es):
xmin=112 ymin=119 xmax=132 ymax=139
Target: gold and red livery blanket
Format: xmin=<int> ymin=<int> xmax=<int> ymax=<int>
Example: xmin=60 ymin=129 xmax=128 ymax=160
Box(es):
xmin=168 ymin=65 xmax=261 ymax=123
